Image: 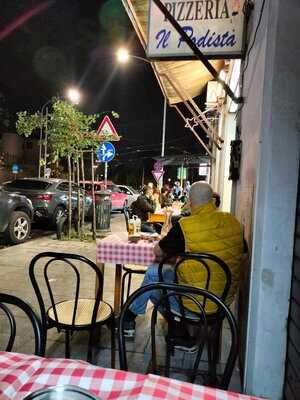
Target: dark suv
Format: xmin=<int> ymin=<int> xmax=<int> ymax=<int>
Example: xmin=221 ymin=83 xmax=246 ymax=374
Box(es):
xmin=3 ymin=178 xmax=92 ymax=225
xmin=0 ymin=188 xmax=33 ymax=244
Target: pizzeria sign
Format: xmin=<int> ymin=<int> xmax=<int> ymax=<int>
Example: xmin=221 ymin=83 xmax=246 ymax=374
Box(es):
xmin=147 ymin=0 xmax=246 ymax=59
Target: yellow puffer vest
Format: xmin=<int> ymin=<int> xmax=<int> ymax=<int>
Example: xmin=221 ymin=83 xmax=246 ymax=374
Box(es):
xmin=178 ymin=202 xmax=243 ymax=314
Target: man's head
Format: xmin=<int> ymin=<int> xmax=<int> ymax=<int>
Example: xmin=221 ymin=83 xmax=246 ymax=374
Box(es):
xmin=189 ymin=182 xmax=213 ymax=209
xmin=142 ymin=185 xmax=153 ymax=197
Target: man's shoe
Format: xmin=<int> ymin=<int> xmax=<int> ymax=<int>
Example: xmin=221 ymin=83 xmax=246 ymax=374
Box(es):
xmin=123 ymin=320 xmax=136 ymax=338
xmin=167 ymin=335 xmax=199 ymax=354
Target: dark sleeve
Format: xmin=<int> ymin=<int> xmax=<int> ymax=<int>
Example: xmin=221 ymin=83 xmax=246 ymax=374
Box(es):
xmin=159 ymin=222 xmax=185 ymax=255
xmin=140 ymin=197 xmax=156 ymax=213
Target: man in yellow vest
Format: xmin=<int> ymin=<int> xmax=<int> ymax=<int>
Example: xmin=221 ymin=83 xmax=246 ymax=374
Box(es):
xmin=124 ymin=182 xmax=244 ymax=346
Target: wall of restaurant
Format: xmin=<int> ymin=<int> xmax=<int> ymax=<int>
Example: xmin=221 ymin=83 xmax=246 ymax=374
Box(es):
xmin=239 ymin=0 xmax=300 ymax=398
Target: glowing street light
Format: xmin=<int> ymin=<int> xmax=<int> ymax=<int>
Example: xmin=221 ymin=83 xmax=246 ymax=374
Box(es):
xmin=116 ymin=47 xmax=130 ymax=63
xmin=66 ymin=87 xmax=81 ymax=104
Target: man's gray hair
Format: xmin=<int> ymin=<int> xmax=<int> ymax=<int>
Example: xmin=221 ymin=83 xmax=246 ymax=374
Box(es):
xmin=189 ymin=182 xmax=213 ymax=207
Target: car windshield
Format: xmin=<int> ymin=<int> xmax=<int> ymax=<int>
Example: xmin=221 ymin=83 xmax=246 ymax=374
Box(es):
xmin=4 ymin=180 xmax=51 ymax=190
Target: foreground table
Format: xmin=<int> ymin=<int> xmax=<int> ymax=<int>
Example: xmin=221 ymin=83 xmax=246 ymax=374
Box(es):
xmin=96 ymin=232 xmax=156 ymax=314
xmin=0 ymin=352 xmax=264 ymax=400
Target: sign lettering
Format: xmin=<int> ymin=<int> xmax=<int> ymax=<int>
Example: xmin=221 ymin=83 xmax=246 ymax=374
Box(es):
xmin=147 ymin=0 xmax=245 ymax=59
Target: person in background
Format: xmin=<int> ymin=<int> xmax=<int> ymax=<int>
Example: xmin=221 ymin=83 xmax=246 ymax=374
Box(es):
xmin=183 ymin=180 xmax=191 ymax=194
xmin=160 ymin=187 xmax=173 ymax=208
xmin=172 ymin=181 xmax=182 ymax=200
xmin=123 ymin=182 xmax=244 ymax=347
xmin=179 ymin=190 xmax=188 ymax=204
xmin=131 ymin=185 xmax=156 ymax=233
xmin=152 ymin=187 xmax=161 ymax=210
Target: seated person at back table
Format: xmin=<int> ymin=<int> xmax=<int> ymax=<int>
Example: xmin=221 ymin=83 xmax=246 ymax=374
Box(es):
xmin=124 ymin=182 xmax=244 ymax=347
xmin=160 ymin=187 xmax=173 ymax=208
xmin=131 ymin=185 xmax=156 ymax=233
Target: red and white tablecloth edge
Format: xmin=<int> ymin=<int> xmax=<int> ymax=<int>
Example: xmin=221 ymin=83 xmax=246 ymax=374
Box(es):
xmin=0 ymin=352 xmax=266 ymax=400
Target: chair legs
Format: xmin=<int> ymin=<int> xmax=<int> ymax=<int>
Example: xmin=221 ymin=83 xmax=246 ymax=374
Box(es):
xmin=110 ymin=317 xmax=115 ymax=369
xmin=65 ymin=331 xmax=70 ymax=359
xmin=121 ymin=271 xmax=130 ymax=306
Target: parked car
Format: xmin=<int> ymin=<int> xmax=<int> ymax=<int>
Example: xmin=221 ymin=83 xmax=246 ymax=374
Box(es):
xmin=3 ymin=178 xmax=92 ymax=225
xmin=81 ymin=181 xmax=128 ymax=212
xmin=117 ymin=185 xmax=139 ymax=206
xmin=0 ymin=188 xmax=33 ymax=244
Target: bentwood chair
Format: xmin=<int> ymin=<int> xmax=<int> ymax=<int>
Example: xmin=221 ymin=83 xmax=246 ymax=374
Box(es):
xmin=0 ymin=293 xmax=44 ymax=356
xmin=158 ymin=253 xmax=232 ymax=377
xmin=121 ymin=203 xmax=147 ymax=306
xmin=118 ymin=283 xmax=238 ymax=389
xmin=29 ymin=252 xmax=115 ymax=366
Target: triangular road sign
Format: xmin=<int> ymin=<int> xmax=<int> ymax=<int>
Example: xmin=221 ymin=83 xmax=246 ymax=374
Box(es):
xmin=152 ymin=170 xmax=164 ymax=183
xmin=97 ymin=115 xmax=120 ymax=141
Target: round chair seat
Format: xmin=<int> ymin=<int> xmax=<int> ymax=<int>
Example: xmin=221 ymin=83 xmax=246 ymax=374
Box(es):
xmin=123 ymin=264 xmax=147 ymax=273
xmin=47 ymin=298 xmax=112 ymax=327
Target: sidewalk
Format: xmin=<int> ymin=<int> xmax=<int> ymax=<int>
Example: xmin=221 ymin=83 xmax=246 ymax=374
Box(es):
xmin=0 ymin=213 xmax=241 ymax=389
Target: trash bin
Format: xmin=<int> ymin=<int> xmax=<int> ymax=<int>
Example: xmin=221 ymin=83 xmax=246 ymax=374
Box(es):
xmin=95 ymin=191 xmax=111 ymax=234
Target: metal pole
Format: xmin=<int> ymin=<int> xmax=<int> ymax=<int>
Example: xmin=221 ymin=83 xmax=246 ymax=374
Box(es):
xmin=43 ymin=106 xmax=48 ymax=177
xmin=161 ymin=97 xmax=167 ymax=157
xmin=91 ymin=151 xmax=96 ymax=240
xmin=159 ymin=97 xmax=167 ymax=189
xmin=104 ymin=162 xmax=108 ymax=189
xmin=38 ymin=115 xmax=43 ymax=178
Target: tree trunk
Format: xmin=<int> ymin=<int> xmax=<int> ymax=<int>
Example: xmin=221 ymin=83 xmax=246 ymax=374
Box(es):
xmin=81 ymin=152 xmax=85 ymax=236
xmin=67 ymin=155 xmax=72 ymax=239
xmin=91 ymin=151 xmax=96 ymax=240
xmin=76 ymin=157 xmax=81 ymax=238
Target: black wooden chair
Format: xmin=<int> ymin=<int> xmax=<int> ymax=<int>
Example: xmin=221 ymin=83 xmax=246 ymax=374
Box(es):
xmin=118 ymin=283 xmax=238 ymax=389
xmin=157 ymin=253 xmax=232 ymax=376
xmin=29 ymin=252 xmax=115 ymax=366
xmin=0 ymin=293 xmax=44 ymax=356
xmin=121 ymin=203 xmax=147 ymax=306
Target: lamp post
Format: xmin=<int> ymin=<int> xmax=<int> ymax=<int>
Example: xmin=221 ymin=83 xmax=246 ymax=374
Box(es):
xmin=38 ymin=87 xmax=81 ymax=178
xmin=116 ymin=48 xmax=167 ymax=187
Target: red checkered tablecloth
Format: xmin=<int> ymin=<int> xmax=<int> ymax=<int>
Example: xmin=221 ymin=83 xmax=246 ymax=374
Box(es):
xmin=96 ymin=234 xmax=156 ymax=266
xmin=0 ymin=352 xmax=264 ymax=400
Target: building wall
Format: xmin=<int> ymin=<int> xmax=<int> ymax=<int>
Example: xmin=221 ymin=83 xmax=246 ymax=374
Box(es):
xmin=240 ymin=0 xmax=300 ymax=398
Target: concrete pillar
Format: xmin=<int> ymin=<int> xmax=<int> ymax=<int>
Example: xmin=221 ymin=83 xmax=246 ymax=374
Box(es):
xmin=244 ymin=0 xmax=300 ymax=398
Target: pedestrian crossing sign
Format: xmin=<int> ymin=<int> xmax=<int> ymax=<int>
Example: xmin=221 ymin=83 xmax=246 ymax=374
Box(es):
xmin=97 ymin=115 xmax=120 ymax=141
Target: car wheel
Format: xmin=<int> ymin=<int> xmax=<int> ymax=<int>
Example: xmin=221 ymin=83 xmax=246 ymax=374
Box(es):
xmin=52 ymin=206 xmax=65 ymax=226
xmin=5 ymin=211 xmax=31 ymax=244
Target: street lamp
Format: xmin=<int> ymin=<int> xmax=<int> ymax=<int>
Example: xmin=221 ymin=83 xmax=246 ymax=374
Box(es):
xmin=66 ymin=87 xmax=81 ymax=105
xmin=116 ymin=48 xmax=167 ymax=186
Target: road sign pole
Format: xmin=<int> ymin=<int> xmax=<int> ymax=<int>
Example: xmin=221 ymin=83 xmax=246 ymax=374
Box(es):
xmin=104 ymin=162 xmax=108 ymax=190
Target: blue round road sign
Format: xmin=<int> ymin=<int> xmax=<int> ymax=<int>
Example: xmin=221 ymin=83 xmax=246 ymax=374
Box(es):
xmin=96 ymin=142 xmax=116 ymax=163
xmin=12 ymin=164 xmax=19 ymax=174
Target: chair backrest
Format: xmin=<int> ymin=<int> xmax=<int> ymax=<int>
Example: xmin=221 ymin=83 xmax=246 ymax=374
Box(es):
xmin=29 ymin=252 xmax=104 ymax=332
xmin=118 ymin=283 xmax=238 ymax=389
xmin=0 ymin=293 xmax=44 ymax=356
xmin=158 ymin=253 xmax=232 ymax=314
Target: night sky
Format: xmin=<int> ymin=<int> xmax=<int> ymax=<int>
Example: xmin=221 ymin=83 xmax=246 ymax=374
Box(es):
xmin=0 ymin=0 xmax=205 ymax=182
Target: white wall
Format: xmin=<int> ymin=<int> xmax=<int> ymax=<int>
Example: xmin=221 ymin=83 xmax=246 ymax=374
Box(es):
xmin=242 ymin=0 xmax=300 ymax=398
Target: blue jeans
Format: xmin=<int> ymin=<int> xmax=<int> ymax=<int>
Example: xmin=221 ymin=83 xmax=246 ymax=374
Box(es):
xmin=130 ymin=264 xmax=197 ymax=319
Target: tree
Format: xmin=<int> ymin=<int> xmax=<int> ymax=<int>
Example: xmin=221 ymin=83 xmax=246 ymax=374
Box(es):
xmin=16 ymin=98 xmax=100 ymax=239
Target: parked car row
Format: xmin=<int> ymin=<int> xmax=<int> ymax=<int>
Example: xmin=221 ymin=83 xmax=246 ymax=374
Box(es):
xmin=0 ymin=178 xmax=139 ymax=244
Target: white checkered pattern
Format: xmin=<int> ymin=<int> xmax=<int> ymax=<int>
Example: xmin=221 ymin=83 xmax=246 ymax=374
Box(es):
xmin=96 ymin=236 xmax=156 ymax=266
xmin=0 ymin=352 xmax=264 ymax=400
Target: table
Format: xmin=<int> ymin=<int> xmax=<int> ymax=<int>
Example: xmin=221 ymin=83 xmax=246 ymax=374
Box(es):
xmin=0 ymin=352 xmax=264 ymax=400
xmin=96 ymin=233 xmax=156 ymax=314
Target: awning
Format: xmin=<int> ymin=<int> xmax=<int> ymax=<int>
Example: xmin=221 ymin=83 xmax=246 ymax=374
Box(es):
xmin=122 ymin=0 xmax=225 ymax=156
xmin=122 ymin=0 xmax=224 ymax=105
